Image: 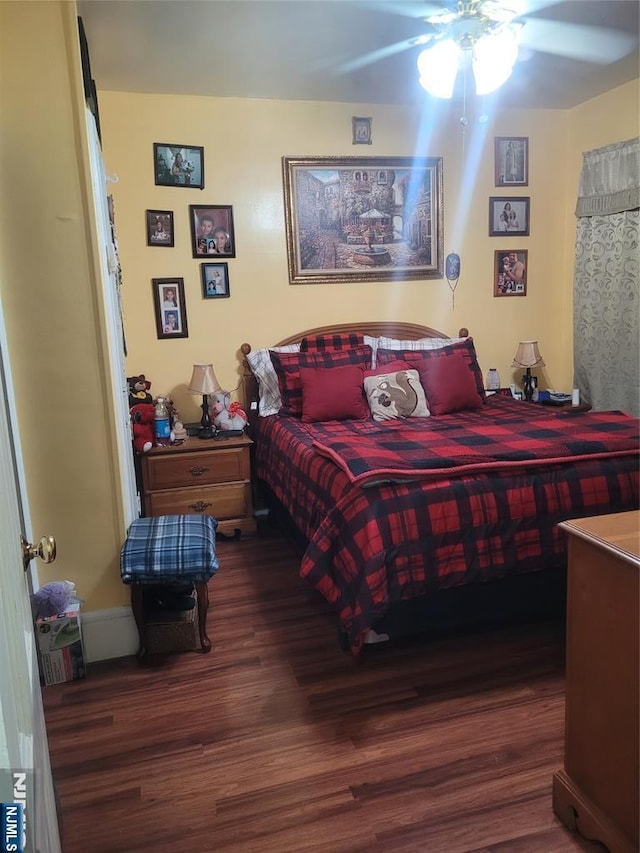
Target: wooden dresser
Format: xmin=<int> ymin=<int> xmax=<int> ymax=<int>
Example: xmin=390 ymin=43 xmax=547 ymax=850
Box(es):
xmin=139 ymin=434 xmax=255 ymax=537
xmin=553 ymin=510 xmax=639 ymax=853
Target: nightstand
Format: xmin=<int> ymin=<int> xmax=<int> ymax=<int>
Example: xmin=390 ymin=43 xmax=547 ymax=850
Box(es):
xmin=139 ymin=433 xmax=256 ymax=537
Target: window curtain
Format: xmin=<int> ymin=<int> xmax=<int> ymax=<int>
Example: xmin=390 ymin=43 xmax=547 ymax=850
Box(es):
xmin=573 ymin=137 xmax=639 ymax=417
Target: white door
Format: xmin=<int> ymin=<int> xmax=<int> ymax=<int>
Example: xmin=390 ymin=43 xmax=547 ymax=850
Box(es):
xmin=0 ymin=309 xmax=61 ymax=851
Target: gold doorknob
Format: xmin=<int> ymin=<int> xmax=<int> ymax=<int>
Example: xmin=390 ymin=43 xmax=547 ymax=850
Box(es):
xmin=21 ymin=535 xmax=57 ymax=570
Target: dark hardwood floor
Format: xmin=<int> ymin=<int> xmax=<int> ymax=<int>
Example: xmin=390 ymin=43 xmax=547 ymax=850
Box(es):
xmin=43 ymin=529 xmax=605 ymax=853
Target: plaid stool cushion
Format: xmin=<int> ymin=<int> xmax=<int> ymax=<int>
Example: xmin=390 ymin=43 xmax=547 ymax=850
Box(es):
xmin=120 ymin=515 xmax=219 ymax=584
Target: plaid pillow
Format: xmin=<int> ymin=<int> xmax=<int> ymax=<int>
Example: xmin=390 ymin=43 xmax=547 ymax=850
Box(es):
xmin=377 ymin=337 xmax=486 ymax=401
xmin=300 ymin=332 xmax=365 ymax=352
xmin=246 ymin=344 xmax=300 ymax=416
xmin=271 ymin=345 xmax=372 ymax=417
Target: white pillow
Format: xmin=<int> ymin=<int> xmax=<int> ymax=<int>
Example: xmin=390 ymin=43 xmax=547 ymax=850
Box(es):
xmin=377 ymin=335 xmax=466 ymax=352
xmin=246 ymin=344 xmax=300 ymax=416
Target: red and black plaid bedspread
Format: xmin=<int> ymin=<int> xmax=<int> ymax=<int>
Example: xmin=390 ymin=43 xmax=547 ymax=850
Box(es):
xmin=254 ymin=396 xmax=639 ymax=653
xmin=311 ymin=401 xmax=639 ymax=485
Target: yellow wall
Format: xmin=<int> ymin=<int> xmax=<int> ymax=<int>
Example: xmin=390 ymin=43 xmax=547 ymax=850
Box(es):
xmin=0 ymin=2 xmax=129 ymax=611
xmin=0 ymin=0 xmax=637 ymax=617
xmin=100 ymin=95 xmax=570 ymax=420
xmin=99 ymin=80 xmax=638 ymax=423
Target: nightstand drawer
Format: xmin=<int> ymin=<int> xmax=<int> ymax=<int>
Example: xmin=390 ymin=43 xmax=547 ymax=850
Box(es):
xmin=143 ymin=447 xmax=250 ymax=490
xmin=146 ymin=482 xmax=251 ymax=520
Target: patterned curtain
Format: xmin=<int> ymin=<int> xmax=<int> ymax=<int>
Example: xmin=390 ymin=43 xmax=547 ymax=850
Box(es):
xmin=573 ymin=137 xmax=639 ymax=416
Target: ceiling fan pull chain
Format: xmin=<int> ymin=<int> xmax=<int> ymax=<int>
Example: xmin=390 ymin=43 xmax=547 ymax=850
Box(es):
xmin=460 ymin=53 xmax=469 ymax=158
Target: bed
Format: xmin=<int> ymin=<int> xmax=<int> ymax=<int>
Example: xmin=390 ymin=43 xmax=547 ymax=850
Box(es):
xmin=240 ymin=322 xmax=639 ymax=653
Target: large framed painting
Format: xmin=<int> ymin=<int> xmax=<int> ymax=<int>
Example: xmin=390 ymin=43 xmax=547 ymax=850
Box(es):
xmin=282 ymin=156 xmax=444 ymax=284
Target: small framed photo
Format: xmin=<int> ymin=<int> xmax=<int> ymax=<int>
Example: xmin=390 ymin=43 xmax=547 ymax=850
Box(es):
xmin=152 ymin=278 xmax=189 ymax=339
xmin=189 ymin=205 xmax=236 ymax=258
xmin=201 ymin=263 xmax=230 ymax=299
xmin=494 ymin=137 xmax=528 ymax=187
xmin=146 ymin=209 xmax=174 ymax=247
xmin=153 ymin=143 xmax=204 ymax=189
xmin=494 ymin=250 xmax=528 ymax=297
xmin=489 ymin=197 xmax=530 ymax=237
xmin=352 ymin=116 xmax=372 ymax=145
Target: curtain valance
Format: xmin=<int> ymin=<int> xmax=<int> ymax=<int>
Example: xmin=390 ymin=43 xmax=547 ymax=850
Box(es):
xmin=576 ymin=137 xmax=640 ymax=218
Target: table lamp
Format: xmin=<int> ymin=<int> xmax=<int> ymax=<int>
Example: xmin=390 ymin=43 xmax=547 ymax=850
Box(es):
xmin=512 ymin=341 xmax=545 ymax=402
xmin=188 ymin=363 xmax=220 ymax=439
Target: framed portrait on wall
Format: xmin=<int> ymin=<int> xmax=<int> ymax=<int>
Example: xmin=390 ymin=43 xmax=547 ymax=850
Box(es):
xmin=146 ymin=209 xmax=174 ymax=246
xmin=352 ymin=116 xmax=372 ymax=145
xmin=189 ymin=205 xmax=236 ymax=258
xmin=153 ymin=143 xmax=204 ymax=188
xmin=494 ymin=250 xmax=528 ymax=297
xmin=488 ymin=197 xmax=530 ymax=237
xmin=494 ymin=137 xmax=529 ymax=187
xmin=201 ymin=263 xmax=230 ymax=299
xmin=152 ymin=277 xmax=189 ymax=338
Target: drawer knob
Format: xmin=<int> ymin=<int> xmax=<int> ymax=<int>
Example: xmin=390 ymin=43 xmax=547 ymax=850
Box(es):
xmin=189 ymin=465 xmax=209 ymax=477
xmin=189 ymin=501 xmax=212 ymax=513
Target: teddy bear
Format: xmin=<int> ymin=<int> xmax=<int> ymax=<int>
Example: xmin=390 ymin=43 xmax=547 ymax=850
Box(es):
xmin=210 ymin=391 xmax=248 ymax=431
xmin=130 ymin=402 xmax=156 ymax=452
xmin=127 ymin=374 xmax=152 ymax=408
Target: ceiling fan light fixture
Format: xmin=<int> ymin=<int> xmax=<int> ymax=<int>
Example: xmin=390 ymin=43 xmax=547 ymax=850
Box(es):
xmin=472 ymin=26 xmax=519 ymax=95
xmin=417 ymin=39 xmax=460 ymax=99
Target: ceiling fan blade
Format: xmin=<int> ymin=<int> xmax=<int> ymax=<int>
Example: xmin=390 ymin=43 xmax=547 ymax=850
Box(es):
xmin=519 ymin=18 xmax=638 ymax=64
xmin=357 ymin=1 xmax=446 ymax=19
xmin=338 ymin=35 xmax=431 ymax=74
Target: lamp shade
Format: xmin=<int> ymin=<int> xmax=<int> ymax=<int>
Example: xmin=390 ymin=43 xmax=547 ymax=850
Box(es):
xmin=188 ymin=364 xmax=220 ymax=395
xmin=472 ymin=28 xmax=519 ymax=95
xmin=512 ymin=341 xmax=545 ymax=369
xmin=417 ymin=39 xmax=460 ymax=99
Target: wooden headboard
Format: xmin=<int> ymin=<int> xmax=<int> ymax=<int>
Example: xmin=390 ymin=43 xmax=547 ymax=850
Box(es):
xmin=239 ymin=321 xmax=469 ymax=416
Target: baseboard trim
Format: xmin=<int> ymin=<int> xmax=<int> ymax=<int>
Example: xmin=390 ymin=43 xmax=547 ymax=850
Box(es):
xmin=81 ymin=606 xmax=138 ymax=663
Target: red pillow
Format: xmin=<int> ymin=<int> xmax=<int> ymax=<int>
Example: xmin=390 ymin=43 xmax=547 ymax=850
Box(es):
xmin=418 ymin=353 xmax=483 ymax=415
xmin=270 ymin=345 xmax=372 ymax=417
xmin=364 ymin=359 xmax=410 ymax=377
xmin=377 ymin=338 xmax=486 ymax=401
xmin=300 ymin=365 xmax=369 ymax=422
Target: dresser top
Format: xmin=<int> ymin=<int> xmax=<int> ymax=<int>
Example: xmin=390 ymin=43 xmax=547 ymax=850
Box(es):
xmin=560 ymin=511 xmax=640 ymax=565
xmin=144 ymin=432 xmax=253 ymax=457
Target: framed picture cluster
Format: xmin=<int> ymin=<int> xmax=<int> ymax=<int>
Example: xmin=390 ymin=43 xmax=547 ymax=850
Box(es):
xmin=492 ymin=137 xmax=530 ymax=298
xmin=148 ymin=143 xmax=235 ymax=337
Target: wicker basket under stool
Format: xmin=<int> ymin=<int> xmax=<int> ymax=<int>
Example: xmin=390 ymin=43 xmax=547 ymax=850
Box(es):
xmin=145 ymin=602 xmax=199 ymax=654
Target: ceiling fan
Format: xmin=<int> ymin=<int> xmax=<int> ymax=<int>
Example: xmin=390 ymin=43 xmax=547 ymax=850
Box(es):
xmin=347 ymin=0 xmax=638 ymax=99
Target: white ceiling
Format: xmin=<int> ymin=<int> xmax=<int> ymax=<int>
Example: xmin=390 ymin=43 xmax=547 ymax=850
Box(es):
xmin=77 ymin=0 xmax=640 ymax=110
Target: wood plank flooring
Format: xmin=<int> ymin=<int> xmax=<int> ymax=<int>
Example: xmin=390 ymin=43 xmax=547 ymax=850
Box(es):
xmin=43 ymin=529 xmax=605 ymax=853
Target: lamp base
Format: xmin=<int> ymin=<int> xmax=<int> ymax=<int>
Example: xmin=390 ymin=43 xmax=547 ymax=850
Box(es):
xmin=198 ymin=394 xmax=215 ymax=439
xmin=523 ymin=368 xmax=535 ymax=403
xmin=197 ymin=426 xmax=215 ymax=440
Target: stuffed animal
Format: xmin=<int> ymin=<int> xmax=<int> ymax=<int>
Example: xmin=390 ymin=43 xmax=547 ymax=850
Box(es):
xmin=210 ymin=392 xmax=248 ymax=431
xmin=33 ymin=580 xmax=77 ymax=619
xmin=130 ymin=402 xmax=156 ymax=452
xmin=127 ymin=374 xmax=152 ymax=408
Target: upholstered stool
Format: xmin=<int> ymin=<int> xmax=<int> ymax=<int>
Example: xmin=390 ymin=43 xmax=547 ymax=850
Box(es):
xmin=120 ymin=515 xmax=218 ymax=658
